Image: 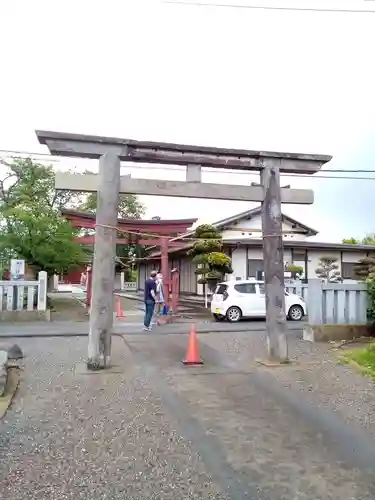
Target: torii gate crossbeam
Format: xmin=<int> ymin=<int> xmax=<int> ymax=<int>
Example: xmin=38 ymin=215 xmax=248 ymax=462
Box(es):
xmin=63 ymin=209 xmax=196 ymax=308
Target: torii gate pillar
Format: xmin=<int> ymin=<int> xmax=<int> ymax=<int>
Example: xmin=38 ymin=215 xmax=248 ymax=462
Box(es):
xmin=87 ymin=152 xmax=120 ymax=370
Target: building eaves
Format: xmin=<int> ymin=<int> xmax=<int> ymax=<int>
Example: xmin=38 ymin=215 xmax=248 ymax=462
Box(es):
xmin=140 ymin=238 xmax=375 ymax=262
xmin=213 ymin=206 xmax=318 ymax=236
xmin=223 ymin=239 xmax=375 ymax=251
xmin=164 ymin=205 xmax=318 ymax=247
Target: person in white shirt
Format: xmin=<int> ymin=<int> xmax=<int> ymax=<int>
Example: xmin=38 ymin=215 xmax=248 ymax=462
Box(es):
xmin=155 ymin=272 xmax=165 ymax=317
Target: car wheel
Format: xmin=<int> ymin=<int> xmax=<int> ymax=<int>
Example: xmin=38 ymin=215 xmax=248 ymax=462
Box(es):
xmin=288 ymin=305 xmax=304 ymax=321
xmin=226 ymin=306 xmax=242 ymax=323
xmin=213 ymin=313 xmax=225 ymax=322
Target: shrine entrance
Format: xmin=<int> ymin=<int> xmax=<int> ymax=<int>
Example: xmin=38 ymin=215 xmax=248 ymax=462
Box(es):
xmin=36 ymin=129 xmax=331 ymax=368
xmin=62 ymin=209 xmax=196 ymax=314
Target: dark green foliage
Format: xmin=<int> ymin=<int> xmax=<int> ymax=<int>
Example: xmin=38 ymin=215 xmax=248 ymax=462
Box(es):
xmin=342 ymin=235 xmax=375 ymax=245
xmin=315 ymin=256 xmax=342 ymax=283
xmin=354 ymin=257 xmax=375 ymax=280
xmin=188 ymin=224 xmax=232 ymax=288
xmin=78 ymin=191 xmax=145 ymax=220
xmin=342 ymin=237 xmax=359 ymax=244
xmin=366 ymin=273 xmax=375 ymax=323
xmin=0 ymin=158 xmax=87 ymax=275
xmin=77 ymin=184 xmax=146 ymax=271
xmin=286 ymin=264 xmax=304 ymax=279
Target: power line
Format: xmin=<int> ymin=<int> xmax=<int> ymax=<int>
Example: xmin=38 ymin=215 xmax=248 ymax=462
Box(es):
xmin=1 ymin=148 xmax=374 ymax=174
xmin=0 ymin=150 xmax=60 ymax=163
xmin=1 ymin=149 xmax=375 ymax=180
xmin=0 ymin=149 xmax=57 ymax=158
xmin=163 ymin=0 xmax=375 ymax=14
xmin=280 ymin=174 xmax=375 ymax=181
xmin=2 ymin=148 xmax=374 ymax=173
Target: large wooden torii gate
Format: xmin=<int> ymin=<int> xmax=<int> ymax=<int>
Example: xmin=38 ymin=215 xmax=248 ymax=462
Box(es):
xmin=62 ymin=209 xmax=197 ymax=309
xmin=36 ymin=130 xmax=331 ymax=370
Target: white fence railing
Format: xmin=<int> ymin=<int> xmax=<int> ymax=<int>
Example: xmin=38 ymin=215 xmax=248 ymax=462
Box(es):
xmin=0 ymin=271 xmax=48 ymax=312
xmin=119 ymin=273 xmax=137 ymax=292
xmin=284 ymin=280 xmax=368 ymax=325
xmin=123 ymin=282 xmax=137 ymax=291
xmin=307 ymin=280 xmax=368 ymax=325
xmin=285 ymin=282 xmax=308 ymax=302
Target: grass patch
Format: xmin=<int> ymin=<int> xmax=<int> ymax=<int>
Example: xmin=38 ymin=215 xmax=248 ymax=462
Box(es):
xmin=340 ymin=343 xmax=375 ymax=379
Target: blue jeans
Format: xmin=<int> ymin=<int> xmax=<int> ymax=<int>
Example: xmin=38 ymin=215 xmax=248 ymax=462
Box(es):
xmin=144 ymin=300 xmax=155 ymax=328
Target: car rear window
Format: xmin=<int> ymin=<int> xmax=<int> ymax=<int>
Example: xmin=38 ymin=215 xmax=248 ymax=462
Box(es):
xmin=215 ymin=284 xmax=228 ymax=294
xmin=234 ymin=283 xmax=256 ymax=294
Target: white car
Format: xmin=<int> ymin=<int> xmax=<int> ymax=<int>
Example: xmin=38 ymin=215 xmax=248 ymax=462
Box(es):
xmin=211 ymin=279 xmax=306 ymax=322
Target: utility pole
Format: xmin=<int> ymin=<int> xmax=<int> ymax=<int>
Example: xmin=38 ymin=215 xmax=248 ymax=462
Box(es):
xmin=261 ymin=161 xmax=288 ymax=362
xmin=87 ymin=151 xmax=120 ymax=370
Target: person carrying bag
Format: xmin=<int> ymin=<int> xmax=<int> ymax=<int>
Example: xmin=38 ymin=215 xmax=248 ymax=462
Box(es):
xmin=155 ymin=272 xmax=165 ymax=317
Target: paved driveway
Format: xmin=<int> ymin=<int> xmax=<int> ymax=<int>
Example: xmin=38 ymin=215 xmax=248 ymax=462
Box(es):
xmin=0 ymin=318 xmax=305 ymax=338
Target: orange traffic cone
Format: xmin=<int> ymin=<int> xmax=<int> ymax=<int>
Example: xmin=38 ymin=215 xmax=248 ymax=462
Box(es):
xmin=182 ymin=324 xmax=203 ymax=366
xmin=115 ymin=296 xmax=126 ymax=319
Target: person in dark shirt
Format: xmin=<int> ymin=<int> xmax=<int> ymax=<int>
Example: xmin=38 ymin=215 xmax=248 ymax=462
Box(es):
xmin=143 ymin=270 xmax=157 ymax=331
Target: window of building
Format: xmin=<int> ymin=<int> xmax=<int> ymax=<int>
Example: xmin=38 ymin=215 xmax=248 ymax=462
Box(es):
xmin=292 ymin=249 xmax=306 ymax=262
xmin=234 ymin=283 xmax=256 ymax=294
xmin=342 ymin=262 xmax=358 ymax=280
xmin=247 ymin=259 xmax=264 ymax=278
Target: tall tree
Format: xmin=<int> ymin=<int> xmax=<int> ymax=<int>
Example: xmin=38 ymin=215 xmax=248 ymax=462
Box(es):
xmin=0 ymin=157 xmax=87 ymax=276
xmin=0 ymin=157 xmax=84 ymax=213
xmin=362 ymin=234 xmax=375 ymax=245
xmin=342 ymin=237 xmax=359 ymax=244
xmin=315 ymin=256 xmax=342 ymax=283
xmin=342 ymin=235 xmax=375 ymax=245
xmin=78 ymin=192 xmax=145 ymax=219
xmin=76 ymin=184 xmax=146 ymax=277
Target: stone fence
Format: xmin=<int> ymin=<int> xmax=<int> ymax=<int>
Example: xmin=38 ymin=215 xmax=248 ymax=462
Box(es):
xmin=0 ymin=271 xmax=48 ymax=320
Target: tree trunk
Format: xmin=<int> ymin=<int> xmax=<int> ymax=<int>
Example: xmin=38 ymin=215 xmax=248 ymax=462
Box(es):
xmin=47 ymin=275 xmax=55 ymax=292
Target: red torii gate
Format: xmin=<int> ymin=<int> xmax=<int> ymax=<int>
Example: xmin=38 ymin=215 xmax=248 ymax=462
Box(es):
xmin=62 ymin=210 xmax=197 ymax=313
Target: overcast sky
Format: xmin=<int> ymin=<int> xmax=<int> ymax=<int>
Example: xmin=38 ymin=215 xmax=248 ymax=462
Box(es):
xmin=1 ymin=0 xmax=374 ymax=242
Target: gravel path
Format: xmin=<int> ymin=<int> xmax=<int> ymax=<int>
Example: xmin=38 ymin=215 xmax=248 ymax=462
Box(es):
xmin=0 ymin=337 xmax=225 ymax=500
xmin=199 ymin=330 xmax=375 ymax=437
xmin=266 ymin=340 xmax=375 ymax=436
xmin=126 ymin=332 xmax=375 ymax=499
xmin=1 ymin=332 xmax=375 ymax=499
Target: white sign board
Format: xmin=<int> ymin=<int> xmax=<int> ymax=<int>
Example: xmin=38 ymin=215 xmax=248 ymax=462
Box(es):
xmin=124 ymin=282 xmax=137 ymax=291
xmin=10 ymin=259 xmax=25 ymax=281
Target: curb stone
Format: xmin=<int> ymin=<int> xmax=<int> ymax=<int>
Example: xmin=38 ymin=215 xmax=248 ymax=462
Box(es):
xmin=0 ymin=350 xmax=8 ymax=397
xmin=0 ymin=342 xmax=23 ymax=360
xmin=0 ymin=367 xmax=20 ymax=418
